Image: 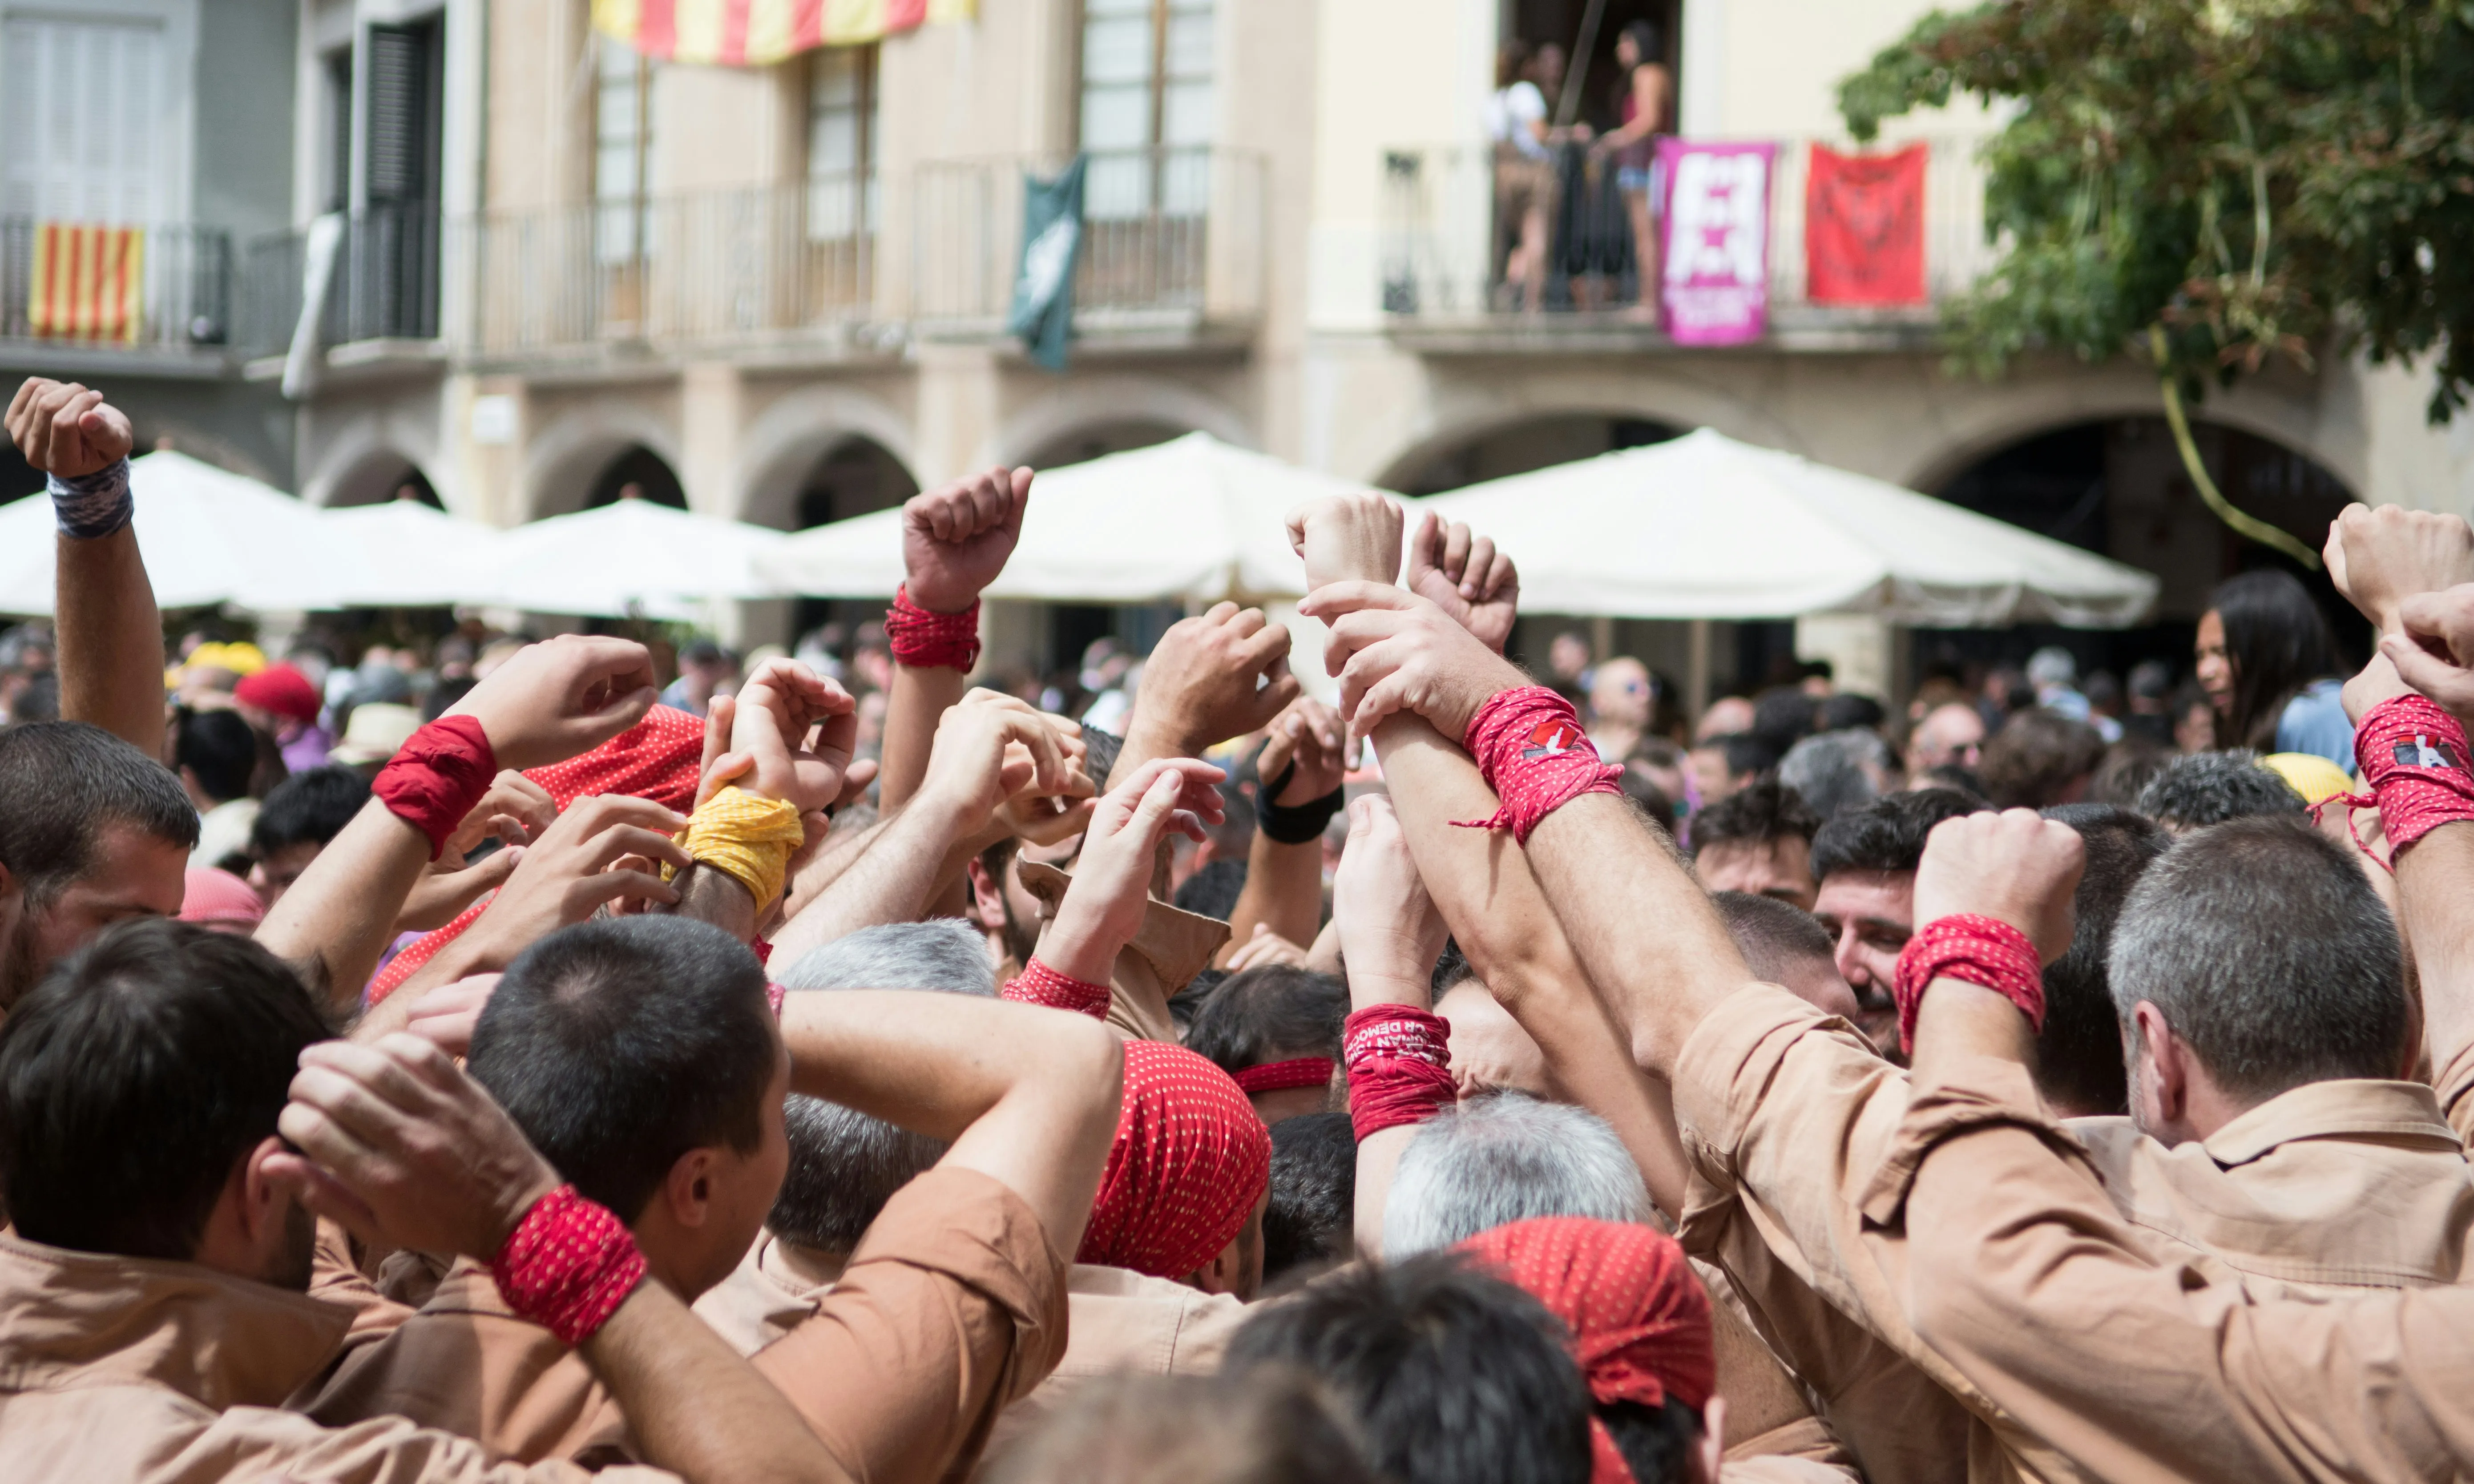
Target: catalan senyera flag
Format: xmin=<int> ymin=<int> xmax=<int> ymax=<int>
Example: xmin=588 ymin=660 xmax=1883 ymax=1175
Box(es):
xmin=29 ymin=224 xmax=145 ymax=343
xmin=592 ymin=0 xmax=975 ymax=66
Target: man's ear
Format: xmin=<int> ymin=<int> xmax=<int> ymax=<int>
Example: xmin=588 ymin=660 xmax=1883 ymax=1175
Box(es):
xmin=1690 ymin=1395 xmax=1728 ymax=1484
xmin=237 ymin=1135 xmax=298 ymax=1244
xmin=2132 ymin=1001 xmax=2186 ymax=1122
xmin=662 ymin=1146 xmax=719 ymax=1229
xmin=965 ymin=858 xmax=1005 ymax=932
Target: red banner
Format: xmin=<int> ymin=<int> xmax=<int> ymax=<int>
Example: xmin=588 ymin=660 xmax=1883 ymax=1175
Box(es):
xmin=1805 ymin=144 xmax=1925 ymax=307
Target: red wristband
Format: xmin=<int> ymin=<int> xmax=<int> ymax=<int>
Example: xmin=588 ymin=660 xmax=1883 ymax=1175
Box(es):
xmin=2332 ymin=694 xmax=2474 ymax=862
xmin=765 ymin=982 xmax=786 ymax=1018
xmin=491 ymin=1185 xmax=648 ymax=1347
xmin=887 ymin=584 xmax=981 ymax=671
xmin=371 ymin=715 xmax=498 ymax=862
xmin=1233 ymin=1057 xmax=1335 ymax=1094
xmin=1454 ymin=687 xmax=1623 ymax=845
xmin=1002 ymin=957 xmax=1110 ymax=1019
xmin=1344 ymin=1004 xmax=1456 ymax=1141
xmin=1892 ymin=914 xmax=2045 ymax=1054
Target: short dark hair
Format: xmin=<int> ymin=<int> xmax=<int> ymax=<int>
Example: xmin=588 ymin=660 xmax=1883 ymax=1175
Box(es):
xmin=2110 ymin=815 xmax=2407 ymax=1102
xmin=174 ymin=708 xmax=260 ymax=805
xmin=1711 ymin=891 xmax=1833 ymax=983
xmin=1174 ymin=858 xmax=1249 ymax=921
xmin=1750 ymin=687 xmax=1816 ymax=756
xmin=1688 ymin=779 xmax=1817 ymax=860
xmin=1692 ymin=732 xmax=1778 ymax=783
xmin=1082 ymin=726 xmax=1126 ymax=792
xmin=2135 ymin=750 xmax=2306 ymax=830
xmin=468 ymin=917 xmax=778 ymax=1223
xmin=1978 ymin=709 xmax=2107 ymax=810
xmin=1224 ymin=1250 xmax=1594 ymax=1484
xmin=1816 ymin=692 xmax=1886 ymax=733
xmin=250 ymin=765 xmax=371 ymax=857
xmin=0 ymin=919 xmax=331 ymax=1259
xmin=1186 ymin=965 xmax=1348 ymax=1076
xmin=2089 ymin=738 xmax=2172 ymax=809
xmin=1808 ymin=787 xmax=1989 ymax=881
xmin=1264 ymin=1110 xmax=1356 ymax=1286
xmin=0 ymin=722 xmax=198 ymax=912
xmin=1603 ymin=1397 xmax=1703 ymax=1484
xmin=767 ymin=921 xmax=994 ymax=1254
xmin=10 ymin=671 xmax=57 ymax=722
xmin=2032 ymin=804 xmax=2171 ymax=1116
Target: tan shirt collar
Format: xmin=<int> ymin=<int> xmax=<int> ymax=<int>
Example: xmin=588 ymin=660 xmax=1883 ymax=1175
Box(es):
xmin=2199 ymin=1078 xmax=2458 ymax=1168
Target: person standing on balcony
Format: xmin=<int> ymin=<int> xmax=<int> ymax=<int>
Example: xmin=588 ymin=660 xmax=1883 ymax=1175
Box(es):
xmin=1484 ymin=42 xmax=1557 ymax=312
xmin=1590 ymin=21 xmax=1674 ymax=312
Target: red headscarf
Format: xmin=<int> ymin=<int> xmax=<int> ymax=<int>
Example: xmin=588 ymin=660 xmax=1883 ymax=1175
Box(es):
xmin=234 ymin=662 xmax=322 ymax=725
xmin=1076 ymin=1040 xmax=1271 ymax=1280
xmin=1458 ymin=1217 xmax=1715 ymax=1484
xmin=364 ymin=705 xmax=707 ymax=1004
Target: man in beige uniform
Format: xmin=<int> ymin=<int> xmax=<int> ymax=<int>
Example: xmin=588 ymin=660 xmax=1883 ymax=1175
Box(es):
xmin=307 ymin=914 xmax=1122 ymax=1484
xmin=1291 ymin=497 xmax=2474 ymax=1484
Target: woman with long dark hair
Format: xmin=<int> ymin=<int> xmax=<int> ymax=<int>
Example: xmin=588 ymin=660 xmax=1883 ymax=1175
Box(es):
xmin=2194 ymin=569 xmax=2353 ymax=766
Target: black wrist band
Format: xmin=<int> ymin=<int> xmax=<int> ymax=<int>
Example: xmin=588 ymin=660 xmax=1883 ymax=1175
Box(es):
xmin=1258 ymin=761 xmax=1344 ymax=845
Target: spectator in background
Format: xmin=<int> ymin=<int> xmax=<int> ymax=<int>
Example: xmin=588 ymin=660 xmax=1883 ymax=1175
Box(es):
xmin=1904 ymin=700 xmax=1986 ymax=780
xmin=2089 ymin=736 xmax=2172 ymax=809
xmin=172 ymin=708 xmax=264 ymax=875
xmin=232 ymin=661 xmax=329 ymax=772
xmin=326 ymin=701 xmax=422 ymax=776
xmin=176 ymin=864 xmax=265 ymax=936
xmin=1686 ymin=731 xmax=1774 ymax=808
xmin=246 ymin=765 xmax=372 ymax=908
xmin=1777 ymin=727 xmax=1897 ymax=822
xmin=7 ymin=671 xmax=57 ymax=724
xmin=1586 ymin=657 xmax=1653 ymax=761
xmin=1694 ymin=693 xmax=1755 ymax=742
xmin=1485 ymin=40 xmax=1558 ymax=312
xmin=2170 ymin=678 xmax=2216 ymax=752
xmin=1808 ymin=787 xmax=1991 ymax=1060
xmin=1978 ymin=708 xmax=2106 ymax=809
xmin=2196 ymin=569 xmax=2353 ymax=766
xmin=0 ymin=622 xmax=52 ymax=724
xmin=661 ymin=637 xmax=739 ymax=718
xmin=2135 ymin=750 xmax=2307 ymax=834
xmin=1588 ymin=20 xmax=1674 ymax=299
xmin=1750 ymin=685 xmax=1816 ymax=760
xmin=1978 ymin=665 xmax=2032 ymax=731
xmin=2027 ymin=646 xmax=2092 ymax=721
xmin=1546 ymin=629 xmax=1592 ymax=699
xmin=1689 ymin=778 xmax=1820 ymax=910
xmin=2122 ymin=658 xmax=2176 ymax=746
xmin=2083 ymin=668 xmax=2125 ymax=742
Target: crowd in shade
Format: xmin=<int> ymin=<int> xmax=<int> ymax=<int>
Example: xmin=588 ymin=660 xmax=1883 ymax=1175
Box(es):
xmin=8 ymin=368 xmax=2474 ymax=1484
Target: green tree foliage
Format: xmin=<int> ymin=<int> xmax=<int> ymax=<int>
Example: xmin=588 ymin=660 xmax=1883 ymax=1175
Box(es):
xmin=1841 ymin=1 xmax=2474 ymax=560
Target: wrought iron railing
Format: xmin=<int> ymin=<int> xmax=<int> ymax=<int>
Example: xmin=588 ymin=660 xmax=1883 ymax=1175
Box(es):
xmin=0 ymin=219 xmax=231 ymax=350
xmin=240 ymin=204 xmax=441 ymax=357
xmin=1377 ymin=135 xmax=1996 ymax=323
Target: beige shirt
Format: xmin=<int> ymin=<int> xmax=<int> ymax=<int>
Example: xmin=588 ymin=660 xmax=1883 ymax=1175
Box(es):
xmin=307 ymin=1166 xmax=1070 ymax=1484
xmin=1671 ymin=985 xmax=2474 ymax=1484
xmin=980 ymin=1263 xmax=1248 ymax=1466
xmin=1880 ymin=1036 xmax=2474 ymax=1482
xmin=690 ymin=1230 xmax=843 ymax=1358
xmin=0 ymin=1230 xmax=662 ymax=1484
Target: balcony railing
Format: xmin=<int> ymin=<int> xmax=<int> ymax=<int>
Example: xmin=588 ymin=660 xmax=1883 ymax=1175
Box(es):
xmin=464 ymin=179 xmax=876 ymax=358
xmin=1378 ymin=135 xmax=1996 ymax=328
xmin=913 ymin=145 xmax=1265 ymax=332
xmin=0 ymin=219 xmax=231 ymax=351
xmin=240 ymin=204 xmax=441 ymax=358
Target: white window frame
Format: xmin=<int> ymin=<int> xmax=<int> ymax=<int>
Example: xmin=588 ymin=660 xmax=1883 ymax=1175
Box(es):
xmin=0 ymin=0 xmax=198 ymax=227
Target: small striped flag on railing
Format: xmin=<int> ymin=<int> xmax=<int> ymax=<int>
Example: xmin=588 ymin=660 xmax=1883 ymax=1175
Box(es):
xmin=29 ymin=224 xmax=145 ymax=343
xmin=591 ymin=0 xmax=974 ymax=66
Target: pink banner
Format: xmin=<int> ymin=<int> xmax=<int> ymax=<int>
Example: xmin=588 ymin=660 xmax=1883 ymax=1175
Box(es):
xmin=1657 ymin=140 xmax=1775 ymax=345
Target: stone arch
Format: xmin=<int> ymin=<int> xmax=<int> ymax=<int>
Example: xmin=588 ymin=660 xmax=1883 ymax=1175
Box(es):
xmin=522 ymin=406 xmax=686 ymax=520
xmin=1894 ymin=382 xmax=2356 ymax=502
xmin=310 ymin=441 xmax=443 ymax=509
xmin=989 ymin=375 xmax=1253 ymax=470
xmin=1377 ymin=409 xmax=1688 ymax=494
xmin=1362 ymin=377 xmax=1800 ymax=493
xmin=736 ymin=385 xmax=921 ymax=531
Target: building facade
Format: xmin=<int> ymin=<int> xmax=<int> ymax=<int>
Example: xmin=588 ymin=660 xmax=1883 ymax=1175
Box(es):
xmin=274 ymin=0 xmax=2474 ymax=696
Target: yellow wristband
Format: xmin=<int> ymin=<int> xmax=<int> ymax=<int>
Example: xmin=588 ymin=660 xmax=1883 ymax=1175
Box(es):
xmin=665 ymin=786 xmax=806 ymax=917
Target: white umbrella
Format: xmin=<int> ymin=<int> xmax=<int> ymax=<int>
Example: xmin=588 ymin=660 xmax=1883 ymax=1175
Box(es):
xmin=0 ymin=450 xmax=361 ymax=615
xmin=473 ymin=492 xmax=789 ymax=617
xmin=758 ymin=431 xmax=1400 ymax=603
xmin=1419 ymin=428 xmax=2159 ymax=626
xmin=322 ymin=497 xmax=511 ymax=608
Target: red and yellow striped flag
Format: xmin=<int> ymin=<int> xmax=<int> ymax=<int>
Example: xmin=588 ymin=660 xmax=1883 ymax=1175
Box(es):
xmin=29 ymin=224 xmax=145 ymax=343
xmin=592 ymin=0 xmax=975 ymax=66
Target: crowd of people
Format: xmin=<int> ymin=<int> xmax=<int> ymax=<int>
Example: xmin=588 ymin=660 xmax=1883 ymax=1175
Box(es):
xmin=8 ymin=366 xmax=2474 ymax=1484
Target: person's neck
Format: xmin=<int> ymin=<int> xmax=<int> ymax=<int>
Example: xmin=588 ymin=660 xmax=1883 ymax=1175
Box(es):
xmin=765 ymin=1237 xmax=848 ymax=1289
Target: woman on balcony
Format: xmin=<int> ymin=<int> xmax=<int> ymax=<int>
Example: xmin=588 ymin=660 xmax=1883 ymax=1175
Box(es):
xmin=1485 ymin=41 xmax=1558 ymax=312
xmin=1590 ymin=22 xmax=1674 ymax=314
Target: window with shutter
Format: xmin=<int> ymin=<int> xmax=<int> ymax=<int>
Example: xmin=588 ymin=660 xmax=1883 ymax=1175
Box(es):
xmin=0 ymin=13 xmax=169 ymax=225
xmin=1077 ymin=0 xmax=1213 ymax=219
xmin=363 ymin=23 xmax=432 ymax=206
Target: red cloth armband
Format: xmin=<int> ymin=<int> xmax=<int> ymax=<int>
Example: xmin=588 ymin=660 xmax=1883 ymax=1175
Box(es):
xmin=2334 ymin=694 xmax=2474 ymax=861
xmin=886 ymin=584 xmax=981 ymax=671
xmin=1002 ymin=957 xmax=1110 ymax=1019
xmin=1344 ymin=1004 xmax=1455 ymax=1141
xmin=491 ymin=1185 xmax=648 ymax=1348
xmin=1892 ymin=914 xmax=2045 ymax=1054
xmin=1455 ymin=687 xmax=1623 ymax=845
xmin=1233 ymin=1057 xmax=1335 ymax=1094
xmin=765 ymin=982 xmax=786 ymax=1018
xmin=371 ymin=715 xmax=497 ymax=861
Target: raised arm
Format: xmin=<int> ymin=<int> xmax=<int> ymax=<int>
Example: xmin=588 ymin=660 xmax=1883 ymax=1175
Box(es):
xmin=778 ymin=988 xmax=1124 ymax=1257
xmin=8 ymin=379 xmax=158 ymax=751
xmin=1108 ymin=602 xmax=1300 ymax=791
xmin=260 ymin=636 xmax=663 ymax=1007
xmin=1330 ymin=795 xmax=1450 ymax=1256
xmin=880 ymin=467 xmax=1030 ymax=811
xmin=271 ymin=1032 xmax=855 ymax=1484
xmin=1216 ymin=696 xmax=1347 ymax=968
